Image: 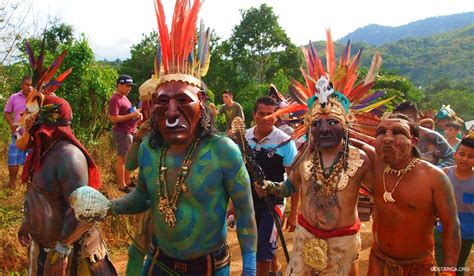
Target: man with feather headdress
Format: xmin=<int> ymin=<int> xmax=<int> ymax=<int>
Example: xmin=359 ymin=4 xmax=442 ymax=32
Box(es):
xmin=15 ymin=43 xmax=116 ymax=275
xmin=255 ymin=31 xmax=393 ymax=275
xmin=100 ymin=0 xmax=257 ymax=275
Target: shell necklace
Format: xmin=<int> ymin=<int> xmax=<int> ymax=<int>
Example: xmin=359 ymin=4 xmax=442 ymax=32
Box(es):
xmin=383 ymin=157 xmax=420 ymax=203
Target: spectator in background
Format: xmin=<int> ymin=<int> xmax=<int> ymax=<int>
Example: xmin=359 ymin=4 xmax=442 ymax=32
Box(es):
xmin=3 ymin=76 xmax=32 ymax=188
xmin=246 ymin=97 xmax=297 ymax=275
xmin=393 ymin=101 xmax=455 ymax=168
xmin=435 ymin=132 xmax=474 ymax=275
xmin=108 ymin=74 xmax=142 ymax=193
xmin=436 ymin=104 xmax=464 ymax=139
xmin=218 ymin=90 xmax=245 ymax=134
xmin=445 ymin=121 xmax=462 ymax=151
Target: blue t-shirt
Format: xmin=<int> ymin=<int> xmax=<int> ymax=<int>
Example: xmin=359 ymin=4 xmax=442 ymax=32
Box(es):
xmin=436 ymin=166 xmax=474 ymax=239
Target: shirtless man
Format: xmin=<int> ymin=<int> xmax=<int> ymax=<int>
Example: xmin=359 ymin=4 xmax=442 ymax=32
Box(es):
xmin=16 ymin=94 xmax=116 ymax=275
xmin=256 ymin=78 xmax=374 ymax=275
xmin=362 ymin=114 xmax=461 ymax=275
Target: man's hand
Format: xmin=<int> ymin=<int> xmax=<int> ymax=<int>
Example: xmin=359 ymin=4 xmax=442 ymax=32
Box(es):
xmin=209 ymin=103 xmax=218 ymax=116
xmin=45 ymin=252 xmax=68 ymax=276
xmin=135 ymin=119 xmax=151 ymax=140
xmin=17 ymin=222 xmax=31 ymax=247
xmin=131 ymin=109 xmax=142 ymax=120
xmin=253 ymin=181 xmax=268 ymax=198
xmin=285 ymin=213 xmax=297 ymax=232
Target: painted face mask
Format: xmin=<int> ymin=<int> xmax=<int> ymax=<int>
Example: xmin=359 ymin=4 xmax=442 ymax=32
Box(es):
xmin=154 ymin=81 xmax=203 ymax=145
xmin=15 ymin=41 xmax=72 ymax=150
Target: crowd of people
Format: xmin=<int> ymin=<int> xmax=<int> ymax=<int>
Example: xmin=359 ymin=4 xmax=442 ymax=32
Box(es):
xmin=2 ymin=0 xmax=473 ymax=275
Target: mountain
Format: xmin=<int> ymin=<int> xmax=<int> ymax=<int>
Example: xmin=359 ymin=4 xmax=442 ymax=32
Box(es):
xmin=338 ymin=12 xmax=474 ymax=46
xmin=379 ymin=23 xmax=474 ymax=89
xmin=309 ymin=23 xmax=474 ymax=90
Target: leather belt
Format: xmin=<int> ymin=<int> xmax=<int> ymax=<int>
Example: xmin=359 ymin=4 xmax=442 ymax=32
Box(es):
xmin=154 ymin=243 xmax=230 ymax=274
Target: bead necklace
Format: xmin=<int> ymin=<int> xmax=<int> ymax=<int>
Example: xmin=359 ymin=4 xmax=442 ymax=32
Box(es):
xmin=157 ymin=139 xmax=200 ymax=227
xmin=310 ymin=140 xmax=347 ymax=209
xmin=383 ymin=157 xmax=420 ymax=203
xmin=40 ymin=138 xmax=60 ymax=160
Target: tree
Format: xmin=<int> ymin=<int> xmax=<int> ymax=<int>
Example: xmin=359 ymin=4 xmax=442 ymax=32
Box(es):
xmin=15 ymin=22 xmax=119 ymax=142
xmin=0 ymin=0 xmax=32 ymax=64
xmin=229 ymin=4 xmax=292 ymax=84
xmin=119 ymin=31 xmax=158 ymax=104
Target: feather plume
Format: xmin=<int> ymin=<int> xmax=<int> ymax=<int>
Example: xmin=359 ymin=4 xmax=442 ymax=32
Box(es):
xmin=364 ymin=52 xmax=382 ymax=85
xmin=326 ymin=29 xmax=336 ymax=77
xmin=264 ymin=104 xmax=307 ymax=120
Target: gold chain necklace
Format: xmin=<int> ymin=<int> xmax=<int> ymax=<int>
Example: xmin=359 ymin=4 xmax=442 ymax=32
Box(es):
xmin=157 ymin=139 xmax=200 ymax=227
xmin=383 ymin=158 xmax=420 ymax=203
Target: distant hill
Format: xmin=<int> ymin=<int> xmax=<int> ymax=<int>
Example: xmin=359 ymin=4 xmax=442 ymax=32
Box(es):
xmin=338 ymin=12 xmax=474 ymax=46
xmin=309 ymin=23 xmax=474 ymax=91
xmin=379 ymin=23 xmax=474 ymax=89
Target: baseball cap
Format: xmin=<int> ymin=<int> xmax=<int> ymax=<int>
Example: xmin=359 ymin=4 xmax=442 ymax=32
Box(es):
xmin=117 ymin=74 xmax=136 ymax=85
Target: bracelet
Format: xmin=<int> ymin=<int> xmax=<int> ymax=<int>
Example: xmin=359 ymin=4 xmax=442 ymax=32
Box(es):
xmin=54 ymin=242 xmax=73 ymax=257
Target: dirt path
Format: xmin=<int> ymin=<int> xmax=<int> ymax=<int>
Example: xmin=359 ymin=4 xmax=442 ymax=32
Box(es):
xmin=110 ymin=220 xmax=474 ymax=275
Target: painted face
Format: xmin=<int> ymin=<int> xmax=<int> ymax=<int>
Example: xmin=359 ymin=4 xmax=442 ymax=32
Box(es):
xmin=310 ymin=114 xmax=345 ymax=149
xmin=375 ymin=118 xmax=417 ymax=165
xmin=454 ymin=144 xmax=474 ymax=171
xmin=155 ymin=81 xmax=202 ymax=145
xmin=253 ymin=103 xmax=277 ymax=132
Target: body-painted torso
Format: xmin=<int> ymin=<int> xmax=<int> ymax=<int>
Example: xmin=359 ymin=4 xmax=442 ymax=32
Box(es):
xmin=138 ymin=134 xmax=256 ymax=260
xmin=24 ymin=140 xmax=89 ymax=248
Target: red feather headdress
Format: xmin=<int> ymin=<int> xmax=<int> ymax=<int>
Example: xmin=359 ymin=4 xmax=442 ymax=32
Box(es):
xmin=154 ymin=0 xmax=211 ymax=89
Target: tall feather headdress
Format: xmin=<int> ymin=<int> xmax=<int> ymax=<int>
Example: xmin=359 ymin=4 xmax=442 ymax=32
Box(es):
xmin=154 ymin=0 xmax=211 ymax=89
xmin=268 ymin=29 xmax=394 ymax=143
xmin=17 ymin=39 xmax=72 ymax=135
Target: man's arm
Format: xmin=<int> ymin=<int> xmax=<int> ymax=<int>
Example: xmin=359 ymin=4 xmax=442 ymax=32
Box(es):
xmin=219 ymin=138 xmax=257 ymax=274
xmin=433 ymin=131 xmax=455 ymax=168
xmin=109 ymin=97 xmax=142 ymax=124
xmin=125 ymin=121 xmax=151 ymax=170
xmin=236 ymin=103 xmax=245 ymax=122
xmin=109 ymin=111 xmax=141 ymax=124
xmin=3 ymin=112 xmax=15 ymax=133
xmin=433 ymin=169 xmax=461 ymax=267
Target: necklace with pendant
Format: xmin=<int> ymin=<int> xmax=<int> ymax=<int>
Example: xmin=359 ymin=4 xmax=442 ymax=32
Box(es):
xmin=383 ymin=157 xmax=420 ymax=203
xmin=157 ymin=139 xmax=200 ymax=227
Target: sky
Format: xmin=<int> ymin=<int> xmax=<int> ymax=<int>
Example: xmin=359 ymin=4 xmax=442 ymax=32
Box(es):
xmin=31 ymin=0 xmax=474 ymax=61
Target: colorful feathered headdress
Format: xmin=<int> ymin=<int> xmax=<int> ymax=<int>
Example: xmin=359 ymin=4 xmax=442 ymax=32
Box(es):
xmin=268 ymin=29 xmax=394 ymax=142
xmin=16 ymin=40 xmax=72 ymax=143
xmin=154 ymin=0 xmax=211 ymax=89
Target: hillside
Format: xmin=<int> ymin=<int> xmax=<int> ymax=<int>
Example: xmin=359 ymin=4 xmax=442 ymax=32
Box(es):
xmin=308 ymin=24 xmax=474 ymax=91
xmin=338 ymin=12 xmax=474 ymax=46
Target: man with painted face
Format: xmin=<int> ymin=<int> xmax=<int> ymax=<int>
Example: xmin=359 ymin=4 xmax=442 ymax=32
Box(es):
xmin=359 ymin=113 xmax=460 ymax=275
xmin=253 ymin=32 xmax=397 ymax=275
xmin=104 ymin=0 xmax=257 ymax=275
xmin=393 ymin=101 xmax=455 ymax=168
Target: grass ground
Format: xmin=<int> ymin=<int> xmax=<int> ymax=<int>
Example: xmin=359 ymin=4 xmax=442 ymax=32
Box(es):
xmin=1 ymin=134 xmax=473 ymax=275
